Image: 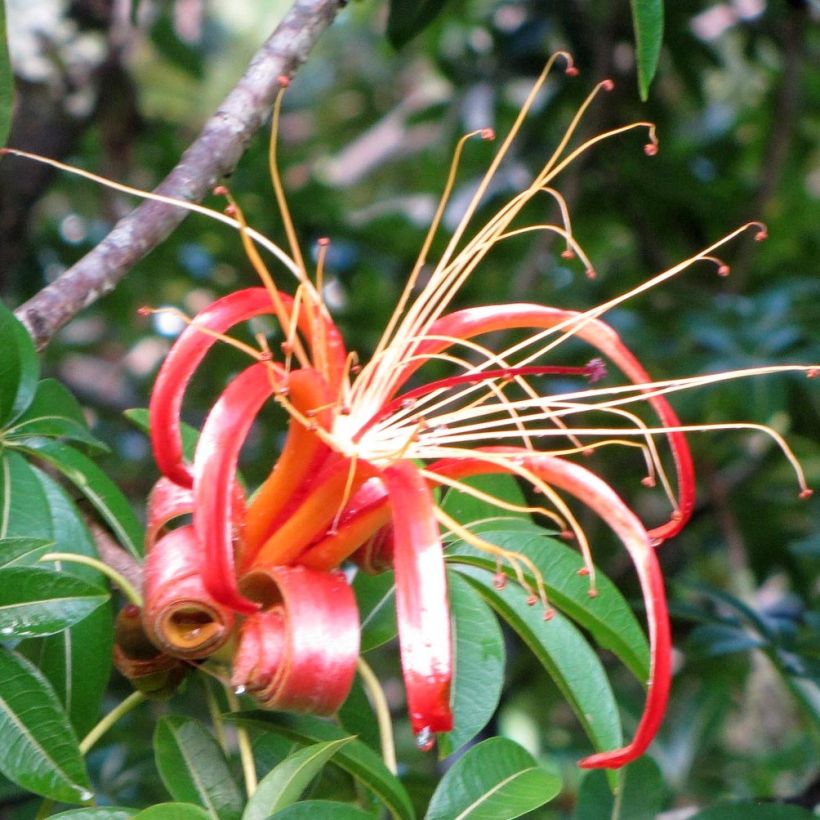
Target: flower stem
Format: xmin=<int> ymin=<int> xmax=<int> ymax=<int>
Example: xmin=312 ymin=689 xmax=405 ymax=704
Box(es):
xmin=357 ymin=657 xmax=397 ymax=775
xmin=40 ymin=552 xmax=143 ymax=607
xmin=225 ymin=686 xmax=258 ymax=797
xmin=79 ymin=690 xmax=147 ymax=755
xmin=204 ymin=678 xmax=229 ymax=755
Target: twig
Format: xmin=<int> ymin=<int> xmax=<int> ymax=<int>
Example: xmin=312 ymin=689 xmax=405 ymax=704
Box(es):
xmin=356 ymin=656 xmax=397 ymax=775
xmin=226 ymin=686 xmax=258 ymax=797
xmin=14 ymin=0 xmax=342 ymax=350
xmin=79 ymin=689 xmax=147 ymax=755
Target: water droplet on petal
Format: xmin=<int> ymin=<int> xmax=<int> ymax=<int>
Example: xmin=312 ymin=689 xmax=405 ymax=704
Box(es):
xmin=415 ymin=727 xmax=434 ymax=752
xmin=234 ymin=685 xmax=247 ymax=696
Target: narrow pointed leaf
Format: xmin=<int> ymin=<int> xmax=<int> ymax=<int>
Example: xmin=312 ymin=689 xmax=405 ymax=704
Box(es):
xmin=133 ymin=806 xmax=212 ymax=820
xmin=243 ymin=737 xmax=354 ymax=820
xmin=51 ymin=811 xmax=139 ymax=819
xmin=154 ymin=716 xmax=243 ymax=820
xmin=228 ymin=712 xmax=414 ymax=820
xmin=630 ymin=0 xmax=664 ymax=100
xmin=0 ymin=567 xmax=108 ymax=638
xmin=354 ymin=570 xmax=397 ymax=652
xmin=0 ymin=537 xmax=53 ymax=567
xmin=19 ymin=468 xmax=113 ymax=735
xmin=425 ymin=737 xmax=561 ymax=819
xmin=438 ymin=571 xmax=504 ymax=759
xmin=575 ymin=757 xmax=666 ymax=820
xmin=441 ymin=473 xmax=527 ymax=527
xmin=688 ymin=805 xmax=814 ymax=820
xmin=456 ymin=564 xmax=623 ymax=760
xmin=272 ymin=803 xmax=375 ymax=819
xmin=447 ymin=525 xmax=649 ymax=681
xmin=0 ymin=451 xmax=52 ymax=540
xmin=125 ymin=407 xmax=200 ymax=463
xmin=20 ymin=440 xmax=142 ymax=556
xmin=0 ymin=647 xmax=91 ymax=803
xmin=337 ymin=677 xmax=381 ymax=753
xmin=386 ymin=0 xmax=451 ymax=48
xmin=22 ymin=604 xmax=113 ymax=737
xmin=0 ymin=302 xmax=39 ymax=425
xmin=8 ymin=379 xmax=108 ymax=451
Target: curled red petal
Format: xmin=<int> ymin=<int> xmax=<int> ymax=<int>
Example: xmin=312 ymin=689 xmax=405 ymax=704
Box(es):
xmin=232 ymin=565 xmax=359 ymax=715
xmin=381 ymin=460 xmax=453 ymax=736
xmin=142 ymin=526 xmax=236 ymax=659
xmin=429 ymin=447 xmax=670 ymax=768
xmin=417 ymin=305 xmax=695 ymax=543
xmin=150 ymin=288 xmax=346 ymax=487
xmin=194 ymin=361 xmax=286 ymax=614
xmin=146 ymin=478 xmax=194 ymax=552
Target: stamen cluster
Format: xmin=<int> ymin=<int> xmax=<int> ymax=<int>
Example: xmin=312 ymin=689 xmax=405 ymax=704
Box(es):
xmin=102 ymin=55 xmax=815 ymax=768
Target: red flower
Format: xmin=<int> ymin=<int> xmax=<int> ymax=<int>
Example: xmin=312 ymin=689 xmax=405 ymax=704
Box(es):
xmin=140 ymin=55 xmax=815 ymax=768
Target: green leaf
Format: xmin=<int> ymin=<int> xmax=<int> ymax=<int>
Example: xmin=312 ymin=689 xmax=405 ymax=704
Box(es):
xmin=337 ymin=676 xmax=381 ymax=753
xmin=243 ymin=737 xmax=354 ymax=820
xmin=125 ymin=407 xmax=199 ymax=462
xmin=0 ymin=536 xmax=53 ymax=567
xmin=630 ymin=0 xmax=664 ymax=100
xmin=20 ymin=439 xmax=143 ymax=556
xmin=0 ymin=647 xmax=91 ymax=803
xmin=575 ymin=757 xmax=666 ymax=819
xmin=228 ymin=712 xmax=414 ymax=820
xmin=0 ymin=451 xmax=53 ymax=541
xmin=272 ymin=803 xmax=374 ymax=819
xmin=447 ymin=525 xmax=650 ymax=681
xmin=456 ymin=564 xmax=623 ymax=760
xmin=689 ymin=805 xmax=814 ymax=820
xmin=154 ymin=716 xmax=244 ymax=820
xmin=133 ymin=805 xmax=213 ymax=820
xmin=425 ymin=737 xmax=561 ymax=819
xmin=0 ymin=0 xmax=14 ymax=147
xmin=21 ymin=469 xmax=114 ymax=735
xmin=441 ymin=473 xmax=528 ymax=529
xmin=0 ymin=566 xmax=108 ymax=638
xmin=386 ymin=0 xmax=452 ymax=49
xmin=438 ymin=571 xmax=505 ymax=759
xmin=354 ymin=570 xmax=397 ymax=652
xmin=51 ymin=811 xmax=139 ymax=819
xmin=7 ymin=379 xmax=108 ymax=452
xmin=32 ymin=464 xmax=106 ymax=579
xmin=23 ymin=603 xmax=113 ymax=737
xmin=0 ymin=300 xmax=39 ymax=427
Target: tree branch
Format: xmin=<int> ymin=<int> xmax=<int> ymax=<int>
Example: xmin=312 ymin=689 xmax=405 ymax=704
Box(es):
xmin=14 ymin=0 xmax=341 ymax=350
